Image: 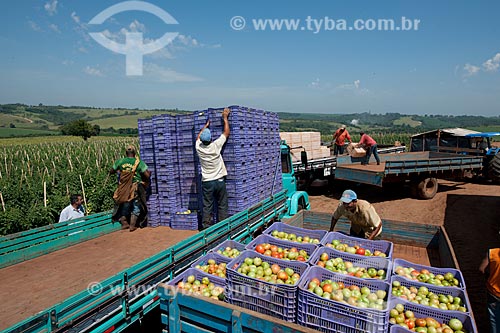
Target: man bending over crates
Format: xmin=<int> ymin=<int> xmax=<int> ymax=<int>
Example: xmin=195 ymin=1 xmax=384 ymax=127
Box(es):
xmin=329 ymin=189 xmax=382 ymax=240
xmin=196 ymin=107 xmax=231 ymax=230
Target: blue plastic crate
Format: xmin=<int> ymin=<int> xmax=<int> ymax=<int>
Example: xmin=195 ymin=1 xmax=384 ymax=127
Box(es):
xmin=226 ymin=250 xmax=309 ymax=322
xmin=389 ymin=275 xmax=471 ymax=314
xmin=392 ymin=258 xmax=466 ymax=290
xmin=388 ymin=298 xmax=477 ymax=333
xmin=297 ymin=266 xmax=390 ymax=333
xmin=245 ymin=234 xmax=318 ymax=263
xmin=167 ymin=267 xmax=226 ymax=289
xmin=263 ymin=222 xmax=327 ymax=244
xmin=190 ymin=252 xmax=231 ymax=286
xmin=321 ymin=232 xmax=394 ymax=259
xmin=209 ymin=240 xmax=246 ymax=258
xmin=309 ymin=246 xmax=392 ymax=281
xmin=170 ymin=212 xmax=198 ymax=230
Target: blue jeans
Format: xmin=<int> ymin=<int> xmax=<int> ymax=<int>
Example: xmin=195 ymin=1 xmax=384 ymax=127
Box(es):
xmin=202 ymin=178 xmax=228 ymax=229
xmin=365 ymin=144 xmax=380 ymax=164
xmin=334 ymin=143 xmax=345 ymax=156
xmin=119 ymin=199 xmax=141 ymax=218
xmin=488 ymin=292 xmax=500 ymax=333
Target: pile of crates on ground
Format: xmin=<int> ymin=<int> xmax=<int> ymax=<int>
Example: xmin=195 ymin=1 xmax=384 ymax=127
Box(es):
xmin=161 ymin=222 xmax=477 ymax=332
xmin=138 ymin=106 xmax=282 ymax=230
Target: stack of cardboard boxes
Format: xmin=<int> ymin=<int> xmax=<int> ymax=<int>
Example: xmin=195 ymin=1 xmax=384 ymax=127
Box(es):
xmin=279 ymin=132 xmax=331 ymax=162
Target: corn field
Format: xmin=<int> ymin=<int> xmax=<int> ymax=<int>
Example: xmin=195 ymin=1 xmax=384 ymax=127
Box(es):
xmin=0 ymin=137 xmax=138 ymax=235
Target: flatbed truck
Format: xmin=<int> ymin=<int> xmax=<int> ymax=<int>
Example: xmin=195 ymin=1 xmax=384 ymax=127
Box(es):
xmin=158 ymin=210 xmax=467 ymax=333
xmin=334 ymin=151 xmax=484 ymax=199
xmin=0 ymin=145 xmax=472 ymax=333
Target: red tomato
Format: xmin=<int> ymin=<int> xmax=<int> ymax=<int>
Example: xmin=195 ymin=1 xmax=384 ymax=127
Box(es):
xmin=255 ymin=244 xmax=265 ymax=254
xmin=356 ymin=248 xmax=366 ymax=255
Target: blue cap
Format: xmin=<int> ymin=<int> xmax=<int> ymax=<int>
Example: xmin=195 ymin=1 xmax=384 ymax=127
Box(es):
xmin=340 ymin=189 xmax=357 ymax=203
xmin=200 ymin=128 xmax=211 ymax=142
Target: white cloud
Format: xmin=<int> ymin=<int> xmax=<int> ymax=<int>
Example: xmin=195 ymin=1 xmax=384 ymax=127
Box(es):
xmin=78 ymin=46 xmax=88 ymax=53
xmin=308 ymin=78 xmax=321 ymax=88
xmin=49 ymin=24 xmax=60 ymax=33
xmin=482 ymin=53 xmax=500 ymax=72
xmin=44 ymin=0 xmax=58 ymax=16
xmin=143 ymin=63 xmax=203 ymax=82
xmin=28 ymin=20 xmax=41 ymax=31
xmin=463 ymin=63 xmax=480 ymax=77
xmin=354 ymin=80 xmax=360 ymax=89
xmin=62 ymin=60 xmax=74 ymax=66
xmin=71 ymin=12 xmax=80 ymax=24
xmin=129 ymin=20 xmax=146 ymax=33
xmin=177 ymin=34 xmax=199 ymax=47
xmin=83 ymin=66 xmax=104 ymax=77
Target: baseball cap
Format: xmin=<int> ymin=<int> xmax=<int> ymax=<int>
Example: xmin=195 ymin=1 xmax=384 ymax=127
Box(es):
xmin=200 ymin=128 xmax=211 ymax=142
xmin=340 ymin=189 xmax=357 ymax=203
xmin=340 ymin=125 xmax=346 ymax=129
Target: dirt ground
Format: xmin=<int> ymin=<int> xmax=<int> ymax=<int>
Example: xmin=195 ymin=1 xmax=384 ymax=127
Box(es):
xmin=308 ymin=179 xmax=500 ymax=332
xmin=0 ymin=179 xmax=498 ymax=331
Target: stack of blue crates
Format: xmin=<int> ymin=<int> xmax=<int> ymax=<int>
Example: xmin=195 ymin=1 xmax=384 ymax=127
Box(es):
xmin=138 ymin=106 xmax=282 ymax=230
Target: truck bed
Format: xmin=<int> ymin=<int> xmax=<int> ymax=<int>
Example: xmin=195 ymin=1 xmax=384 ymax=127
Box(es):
xmin=335 ymin=151 xmax=484 ymax=187
xmin=0 ymin=227 xmax=197 ymax=331
xmin=284 ymin=210 xmax=458 ymax=269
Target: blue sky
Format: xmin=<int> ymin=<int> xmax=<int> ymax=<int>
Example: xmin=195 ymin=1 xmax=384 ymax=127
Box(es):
xmin=0 ymin=0 xmax=499 ymax=116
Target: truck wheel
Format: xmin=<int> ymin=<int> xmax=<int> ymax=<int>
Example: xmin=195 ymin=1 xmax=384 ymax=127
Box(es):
xmin=487 ymin=153 xmax=500 ymax=183
xmin=417 ymin=177 xmax=438 ymax=200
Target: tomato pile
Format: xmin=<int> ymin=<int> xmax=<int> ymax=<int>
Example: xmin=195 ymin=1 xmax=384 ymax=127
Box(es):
xmin=394 ymin=266 xmax=460 ymax=288
xmin=325 ymin=239 xmax=387 ymax=257
xmin=390 ymin=303 xmax=467 ymax=332
xmin=306 ymin=277 xmax=387 ymax=310
xmin=315 ymin=252 xmax=387 ymax=279
xmin=270 ymin=230 xmax=321 ymax=244
xmin=176 ymin=275 xmax=225 ymax=300
xmin=391 ymin=280 xmax=467 ymax=312
xmin=253 ymin=243 xmax=308 ymax=261
xmin=216 ymin=246 xmax=241 ymax=258
xmin=194 ymin=258 xmax=227 ymax=278
xmin=235 ymin=257 xmax=301 ymax=285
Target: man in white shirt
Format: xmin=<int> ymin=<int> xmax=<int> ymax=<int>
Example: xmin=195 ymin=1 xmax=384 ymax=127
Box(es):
xmin=59 ymin=194 xmax=85 ymax=222
xmin=195 ymin=108 xmax=230 ymax=230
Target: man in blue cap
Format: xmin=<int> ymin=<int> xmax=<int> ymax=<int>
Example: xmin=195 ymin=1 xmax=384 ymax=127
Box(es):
xmin=196 ymin=107 xmax=230 ymax=230
xmin=329 ymin=189 xmax=382 ymax=240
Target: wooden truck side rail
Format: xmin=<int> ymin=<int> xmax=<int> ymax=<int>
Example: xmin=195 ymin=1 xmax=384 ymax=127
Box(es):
xmin=0 ymin=210 xmax=119 ymax=269
xmin=3 ymin=191 xmax=288 ymax=333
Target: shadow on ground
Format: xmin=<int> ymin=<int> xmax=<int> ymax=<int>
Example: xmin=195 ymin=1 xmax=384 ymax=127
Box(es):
xmin=444 ymin=194 xmax=500 ymax=333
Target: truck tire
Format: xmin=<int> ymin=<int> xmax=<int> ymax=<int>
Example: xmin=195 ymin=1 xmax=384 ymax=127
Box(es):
xmin=416 ymin=177 xmax=438 ymax=200
xmin=487 ymin=153 xmax=500 ymax=183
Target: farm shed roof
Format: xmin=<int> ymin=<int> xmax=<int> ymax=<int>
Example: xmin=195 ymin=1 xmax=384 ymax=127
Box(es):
xmin=411 ymin=128 xmax=480 ymax=138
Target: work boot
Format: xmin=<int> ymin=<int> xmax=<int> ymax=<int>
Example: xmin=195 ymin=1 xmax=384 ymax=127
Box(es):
xmin=119 ymin=216 xmax=129 ymax=230
xmin=129 ymin=215 xmax=138 ymax=232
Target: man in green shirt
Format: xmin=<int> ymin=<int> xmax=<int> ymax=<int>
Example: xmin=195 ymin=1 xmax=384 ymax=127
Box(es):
xmin=110 ymin=145 xmax=151 ymax=231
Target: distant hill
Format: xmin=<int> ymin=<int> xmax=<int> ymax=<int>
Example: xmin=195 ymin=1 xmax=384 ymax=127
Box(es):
xmin=1 ymin=103 xmax=499 ymax=138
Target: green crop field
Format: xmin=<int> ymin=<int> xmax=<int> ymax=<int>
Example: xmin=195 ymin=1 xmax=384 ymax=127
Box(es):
xmin=0 ymin=127 xmax=57 ymax=138
xmin=0 ymin=136 xmax=138 ymax=235
xmin=393 ymin=116 xmax=422 ymax=127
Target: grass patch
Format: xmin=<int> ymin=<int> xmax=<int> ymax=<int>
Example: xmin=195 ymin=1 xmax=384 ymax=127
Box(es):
xmin=0 ymin=127 xmax=57 ymax=138
xmin=393 ymin=116 xmax=422 ymax=127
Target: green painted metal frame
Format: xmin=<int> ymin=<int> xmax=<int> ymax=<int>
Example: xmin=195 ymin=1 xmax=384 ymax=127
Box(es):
xmin=158 ymin=284 xmax=318 ymax=333
xmin=3 ymin=190 xmax=288 ymax=333
xmin=0 ymin=211 xmax=120 ymax=269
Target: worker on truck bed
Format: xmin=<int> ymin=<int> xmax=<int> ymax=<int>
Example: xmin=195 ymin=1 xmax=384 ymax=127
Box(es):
xmin=332 ymin=124 xmax=351 ymax=156
xmin=196 ymin=107 xmax=230 ymax=230
xmin=357 ymin=131 xmax=380 ymax=165
xmin=479 ymin=247 xmax=500 ymax=333
xmin=109 ymin=145 xmax=151 ymax=232
xmin=329 ymin=189 xmax=382 ymax=240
